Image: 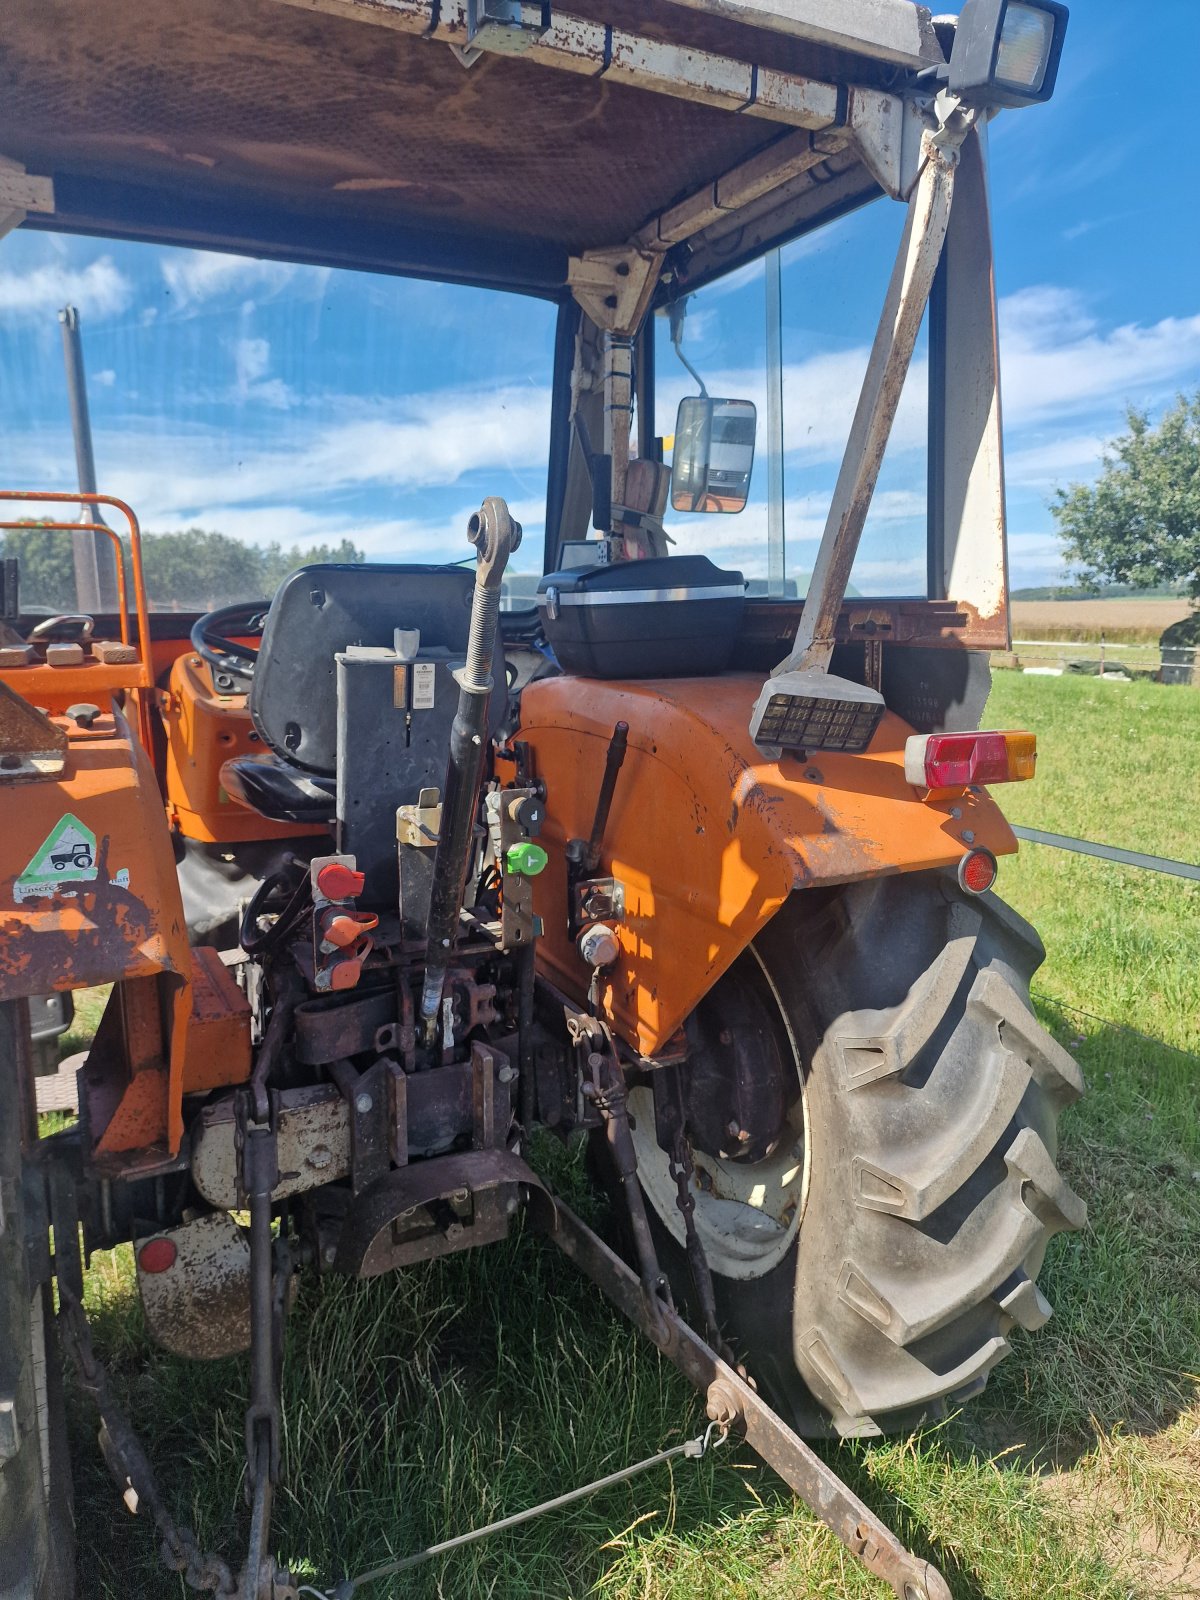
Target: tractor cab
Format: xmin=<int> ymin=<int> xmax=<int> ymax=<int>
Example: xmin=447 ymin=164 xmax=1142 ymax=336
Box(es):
xmin=0 ymin=7 xmax=1083 ymax=1599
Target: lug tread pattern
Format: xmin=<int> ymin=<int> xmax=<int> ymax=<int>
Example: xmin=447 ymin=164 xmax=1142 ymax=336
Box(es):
xmin=785 ymin=881 xmax=1086 ymax=1435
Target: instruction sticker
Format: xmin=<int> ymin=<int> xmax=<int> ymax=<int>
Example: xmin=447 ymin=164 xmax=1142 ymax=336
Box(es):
xmin=14 ymin=813 xmax=98 ymax=902
xmin=412 ymin=663 xmax=437 ymax=710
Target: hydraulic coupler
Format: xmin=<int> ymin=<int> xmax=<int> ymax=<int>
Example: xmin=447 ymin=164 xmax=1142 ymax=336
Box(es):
xmin=419 ymin=497 xmax=520 ymax=1042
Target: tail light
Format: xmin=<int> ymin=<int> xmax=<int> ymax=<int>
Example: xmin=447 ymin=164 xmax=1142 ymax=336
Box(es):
xmin=904 ymin=730 xmax=1036 ymax=790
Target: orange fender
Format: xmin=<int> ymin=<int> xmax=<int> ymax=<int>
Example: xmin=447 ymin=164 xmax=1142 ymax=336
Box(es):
xmin=518 ymin=673 xmax=1017 ymax=1058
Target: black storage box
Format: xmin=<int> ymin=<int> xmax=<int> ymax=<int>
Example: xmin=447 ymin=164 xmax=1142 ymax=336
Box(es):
xmin=537 ymin=555 xmax=744 ymax=678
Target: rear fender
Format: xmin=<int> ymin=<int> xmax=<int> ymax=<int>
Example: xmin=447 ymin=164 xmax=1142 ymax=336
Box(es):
xmin=518 ymin=673 xmax=1016 ymax=1057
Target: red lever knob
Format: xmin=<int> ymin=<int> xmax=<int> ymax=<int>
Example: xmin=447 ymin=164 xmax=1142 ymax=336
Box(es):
xmin=316 ymin=862 xmax=365 ymax=900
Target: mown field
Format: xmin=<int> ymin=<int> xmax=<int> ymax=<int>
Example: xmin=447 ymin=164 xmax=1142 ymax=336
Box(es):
xmin=1010 ymin=597 xmax=1191 ymax=646
xmin=60 ymin=672 xmax=1200 ymax=1600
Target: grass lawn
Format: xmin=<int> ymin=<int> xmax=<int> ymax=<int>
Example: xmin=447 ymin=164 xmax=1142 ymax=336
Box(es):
xmin=61 ymin=673 xmax=1200 ymax=1600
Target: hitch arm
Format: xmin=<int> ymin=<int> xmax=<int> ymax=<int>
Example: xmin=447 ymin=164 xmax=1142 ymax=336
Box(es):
xmin=536 ymin=1196 xmax=953 ymax=1600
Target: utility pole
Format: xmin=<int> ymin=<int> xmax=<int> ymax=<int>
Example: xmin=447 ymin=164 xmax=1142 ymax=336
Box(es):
xmin=58 ymin=305 xmax=120 ymax=613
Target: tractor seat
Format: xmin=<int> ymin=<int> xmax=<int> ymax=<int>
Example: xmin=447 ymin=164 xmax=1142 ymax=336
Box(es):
xmin=220 ymin=752 xmax=336 ymax=825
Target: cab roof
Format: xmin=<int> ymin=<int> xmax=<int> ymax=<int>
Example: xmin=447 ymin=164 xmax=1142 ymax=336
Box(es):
xmin=2 ymin=0 xmax=941 ymax=297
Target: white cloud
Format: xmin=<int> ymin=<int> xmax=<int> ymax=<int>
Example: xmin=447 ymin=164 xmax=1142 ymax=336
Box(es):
xmin=159 ymin=250 xmax=302 ymax=307
xmin=233 ymin=337 xmax=293 ymax=410
xmin=0 ymin=256 xmax=132 ymax=320
xmin=1004 ymin=432 xmax=1107 ymax=489
xmin=0 ymin=367 xmax=553 ymax=546
xmin=999 ymin=286 xmax=1200 ymax=426
xmin=93 ymin=369 xmax=117 ymax=388
xmin=1005 ymin=531 xmax=1073 ymax=587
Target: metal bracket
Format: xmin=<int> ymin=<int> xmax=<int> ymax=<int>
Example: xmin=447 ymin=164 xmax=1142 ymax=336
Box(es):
xmin=570 ymin=876 xmax=625 ymax=934
xmin=0 ymin=679 xmax=67 ymax=781
xmin=567 ymin=245 xmax=662 ymax=336
xmin=0 ymin=157 xmax=54 ymax=243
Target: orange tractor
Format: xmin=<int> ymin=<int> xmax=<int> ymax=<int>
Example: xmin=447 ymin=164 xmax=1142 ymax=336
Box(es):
xmin=0 ymin=3 xmax=1080 ymax=1597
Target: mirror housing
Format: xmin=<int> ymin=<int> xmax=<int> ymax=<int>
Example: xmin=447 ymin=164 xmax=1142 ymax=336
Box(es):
xmin=948 ymin=0 xmax=1068 ymax=108
xmin=670 ymin=397 xmax=757 ymax=514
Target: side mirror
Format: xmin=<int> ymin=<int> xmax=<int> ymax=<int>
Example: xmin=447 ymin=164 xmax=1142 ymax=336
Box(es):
xmin=670 ymin=397 xmax=757 ymax=514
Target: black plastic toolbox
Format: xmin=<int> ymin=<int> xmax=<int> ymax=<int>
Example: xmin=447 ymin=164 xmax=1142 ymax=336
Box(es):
xmin=536 ymin=555 xmax=745 ymax=678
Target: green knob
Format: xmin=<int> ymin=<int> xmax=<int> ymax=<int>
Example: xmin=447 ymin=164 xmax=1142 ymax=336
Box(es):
xmin=505 ymin=841 xmax=548 ymax=877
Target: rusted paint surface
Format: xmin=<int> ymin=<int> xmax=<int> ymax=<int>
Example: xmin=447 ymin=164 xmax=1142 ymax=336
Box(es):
xmin=180 ymin=945 xmax=252 ymax=1093
xmin=192 ymin=1085 xmax=351 ymax=1210
xmin=0 ymin=704 xmax=195 ymax=1154
xmin=519 ymin=672 xmax=1017 ymax=1058
xmin=94 ymin=1062 xmax=169 ymax=1156
xmin=136 ymin=1213 xmax=253 ymax=1360
xmin=0 ymin=719 xmax=188 ymax=995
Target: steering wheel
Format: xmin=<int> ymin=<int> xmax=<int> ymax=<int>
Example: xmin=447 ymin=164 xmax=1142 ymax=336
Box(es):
xmin=190 ymin=600 xmax=270 ymax=687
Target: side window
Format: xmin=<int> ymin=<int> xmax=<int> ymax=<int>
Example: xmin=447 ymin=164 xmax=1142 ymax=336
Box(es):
xmin=655 ymin=202 xmax=930 ymax=599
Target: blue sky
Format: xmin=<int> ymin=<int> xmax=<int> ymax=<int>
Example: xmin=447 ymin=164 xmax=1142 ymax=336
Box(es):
xmin=2 ymin=0 xmax=1198 ymax=604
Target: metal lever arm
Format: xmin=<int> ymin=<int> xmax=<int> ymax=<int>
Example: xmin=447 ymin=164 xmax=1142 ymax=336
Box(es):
xmin=538 ymin=1197 xmax=953 ymax=1600
xmin=420 ymin=497 xmax=521 ymax=1040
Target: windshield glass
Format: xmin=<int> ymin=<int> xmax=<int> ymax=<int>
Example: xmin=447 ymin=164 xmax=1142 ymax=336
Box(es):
xmin=653 ymin=199 xmax=929 ymax=598
xmin=0 ymin=233 xmax=555 ymax=612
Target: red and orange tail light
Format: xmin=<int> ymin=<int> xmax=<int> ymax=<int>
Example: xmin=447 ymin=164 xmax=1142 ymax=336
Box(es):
xmin=904 ymin=729 xmax=1037 ymax=790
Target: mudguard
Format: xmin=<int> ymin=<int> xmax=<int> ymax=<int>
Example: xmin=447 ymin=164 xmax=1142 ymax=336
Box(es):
xmin=518 ymin=672 xmax=1018 ymax=1058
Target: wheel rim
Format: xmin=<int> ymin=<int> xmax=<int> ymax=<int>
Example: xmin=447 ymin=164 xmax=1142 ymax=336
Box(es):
xmin=627 ymin=947 xmax=810 ymax=1282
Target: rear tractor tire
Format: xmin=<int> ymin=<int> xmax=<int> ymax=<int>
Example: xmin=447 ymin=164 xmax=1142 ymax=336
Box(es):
xmin=627 ymin=872 xmax=1086 ymax=1438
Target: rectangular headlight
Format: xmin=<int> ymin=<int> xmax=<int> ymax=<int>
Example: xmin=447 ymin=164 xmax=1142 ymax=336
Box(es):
xmin=949 ymin=0 xmax=1068 ymax=108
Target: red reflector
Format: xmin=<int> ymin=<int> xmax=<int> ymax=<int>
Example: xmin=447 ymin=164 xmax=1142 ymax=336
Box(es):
xmin=316 ymin=862 xmax=365 ymax=901
xmin=958 ymin=848 xmax=998 ymax=895
xmin=138 ymin=1237 xmax=177 ymax=1275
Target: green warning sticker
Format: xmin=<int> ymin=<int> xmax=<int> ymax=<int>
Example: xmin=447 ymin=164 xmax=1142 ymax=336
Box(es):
xmin=15 ymin=813 xmax=98 ymax=902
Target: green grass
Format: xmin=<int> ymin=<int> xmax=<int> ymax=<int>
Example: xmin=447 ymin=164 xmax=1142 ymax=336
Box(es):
xmin=62 ymin=674 xmax=1200 ymax=1599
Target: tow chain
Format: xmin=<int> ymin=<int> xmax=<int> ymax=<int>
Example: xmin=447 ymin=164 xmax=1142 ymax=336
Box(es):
xmin=297 ymin=1422 xmax=728 ymax=1600
xmin=59 ymin=1288 xmax=245 ymax=1597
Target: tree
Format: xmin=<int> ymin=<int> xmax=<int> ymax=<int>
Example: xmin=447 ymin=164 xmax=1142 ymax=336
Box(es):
xmin=1 ymin=524 xmax=365 ymax=613
xmin=259 ymin=538 xmax=364 ymax=594
xmin=1052 ymin=392 xmax=1200 ymax=597
xmin=0 ymin=525 xmax=76 ymax=610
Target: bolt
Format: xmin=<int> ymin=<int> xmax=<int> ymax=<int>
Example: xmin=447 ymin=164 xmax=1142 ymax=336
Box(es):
xmin=719 ymin=1028 xmax=734 ymax=1046
xmin=355 ymin=1093 xmax=373 ymax=1115
xmin=950 ymin=806 xmax=963 ymax=819
xmin=322 ymin=1245 xmax=336 ymax=1267
xmin=727 ymin=1119 xmax=741 ymax=1138
xmin=962 ymin=829 xmax=976 ymax=844
xmin=497 ymin=1064 xmax=517 ymax=1084
xmin=306 ymin=1143 xmax=333 ymax=1170
xmin=506 ymin=1195 xmax=520 ymax=1215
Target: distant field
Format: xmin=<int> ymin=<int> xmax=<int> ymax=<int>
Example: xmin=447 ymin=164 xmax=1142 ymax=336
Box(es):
xmin=1011 ymin=598 xmax=1192 ymax=645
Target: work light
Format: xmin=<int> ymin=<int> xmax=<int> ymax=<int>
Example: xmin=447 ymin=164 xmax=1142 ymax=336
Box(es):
xmin=948 ymin=0 xmax=1068 ymax=108
xmin=749 ymin=670 xmax=885 ymax=756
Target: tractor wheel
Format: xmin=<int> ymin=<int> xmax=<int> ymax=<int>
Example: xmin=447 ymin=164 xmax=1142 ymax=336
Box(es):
xmin=625 ymin=871 xmax=1085 ymax=1438
xmin=0 ymin=1001 xmax=75 ymax=1600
